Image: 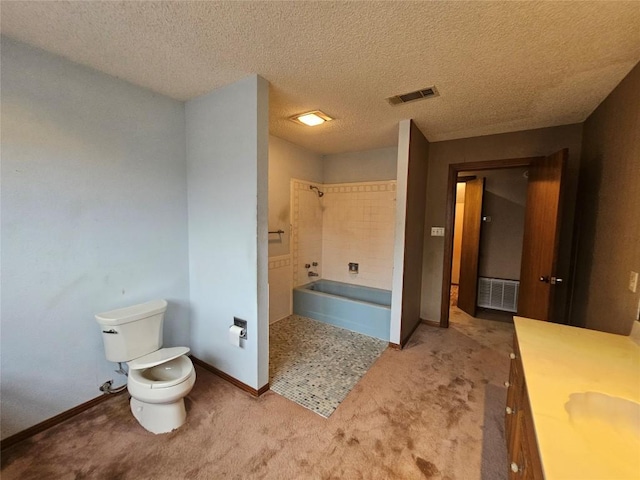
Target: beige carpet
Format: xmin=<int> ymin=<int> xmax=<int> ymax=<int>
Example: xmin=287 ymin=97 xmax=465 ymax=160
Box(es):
xmin=1 ymin=309 xmax=513 ymax=480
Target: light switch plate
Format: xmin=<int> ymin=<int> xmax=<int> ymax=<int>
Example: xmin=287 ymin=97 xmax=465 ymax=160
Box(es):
xmin=431 ymin=227 xmax=445 ymax=237
xmin=630 ymin=271 xmax=638 ymax=293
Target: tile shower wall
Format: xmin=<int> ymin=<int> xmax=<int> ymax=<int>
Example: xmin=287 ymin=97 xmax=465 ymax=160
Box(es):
xmin=292 ymin=179 xmax=396 ymax=290
xmin=268 ymin=255 xmax=292 ymax=323
xmin=292 ymin=179 xmax=324 ymax=287
xmin=322 ymin=181 xmax=396 ymax=290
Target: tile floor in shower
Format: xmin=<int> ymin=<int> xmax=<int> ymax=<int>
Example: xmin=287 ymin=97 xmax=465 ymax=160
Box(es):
xmin=269 ymin=314 xmax=387 ymax=417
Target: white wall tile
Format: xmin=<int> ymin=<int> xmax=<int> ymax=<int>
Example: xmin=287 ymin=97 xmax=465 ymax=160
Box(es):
xmin=321 ymin=181 xmax=396 ymax=290
xmin=291 ymin=179 xmax=323 ymax=286
xmin=291 ymin=179 xmax=396 ymax=291
xmin=268 ymin=255 xmax=292 ymax=323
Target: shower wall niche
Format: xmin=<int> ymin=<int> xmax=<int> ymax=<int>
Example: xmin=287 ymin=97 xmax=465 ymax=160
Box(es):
xmin=292 ymin=178 xmax=396 ymax=290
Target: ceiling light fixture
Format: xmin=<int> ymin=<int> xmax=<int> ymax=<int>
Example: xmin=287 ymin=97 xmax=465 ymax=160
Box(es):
xmin=290 ymin=110 xmax=333 ymax=127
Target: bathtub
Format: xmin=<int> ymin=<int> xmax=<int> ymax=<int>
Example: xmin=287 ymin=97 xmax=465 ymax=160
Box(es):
xmin=293 ymin=279 xmax=391 ymax=341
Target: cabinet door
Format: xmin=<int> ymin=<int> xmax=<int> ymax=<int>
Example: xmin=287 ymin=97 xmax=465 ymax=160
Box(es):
xmin=508 ymin=383 xmax=544 ymax=479
xmin=508 ymin=409 xmax=521 ymax=479
xmin=505 ymin=336 xmax=522 ymax=450
xmin=520 ymin=392 xmax=544 ymax=479
xmin=505 ymin=368 xmax=518 ymax=447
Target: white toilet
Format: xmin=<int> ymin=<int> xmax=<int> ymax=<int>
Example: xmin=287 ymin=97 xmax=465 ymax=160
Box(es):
xmin=95 ymin=299 xmax=196 ymax=434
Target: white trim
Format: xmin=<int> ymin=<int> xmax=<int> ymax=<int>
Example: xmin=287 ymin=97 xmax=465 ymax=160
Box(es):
xmin=390 ymin=120 xmax=411 ymax=344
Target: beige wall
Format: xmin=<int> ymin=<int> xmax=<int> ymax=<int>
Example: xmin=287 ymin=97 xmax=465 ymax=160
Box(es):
xmin=451 ymin=169 xmax=526 ymax=287
xmin=420 ymin=124 xmax=583 ymax=322
xmin=323 ymin=147 xmax=397 ymax=184
xmin=268 ymin=139 xmax=398 ymax=259
xmin=474 ymin=168 xmax=528 ymax=280
xmin=572 ymin=63 xmax=640 ymax=335
xmin=268 ymin=135 xmax=323 ymax=257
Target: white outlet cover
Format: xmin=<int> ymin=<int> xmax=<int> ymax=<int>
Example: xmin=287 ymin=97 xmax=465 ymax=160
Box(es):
xmin=630 ymin=271 xmax=639 ymax=293
xmin=431 ymin=227 xmax=445 ymax=237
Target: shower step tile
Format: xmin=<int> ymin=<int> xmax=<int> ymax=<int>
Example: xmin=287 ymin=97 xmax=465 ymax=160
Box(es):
xmin=269 ymin=314 xmax=386 ymax=418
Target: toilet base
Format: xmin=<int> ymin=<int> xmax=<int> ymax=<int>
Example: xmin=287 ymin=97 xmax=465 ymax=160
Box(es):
xmin=130 ymin=397 xmax=187 ymax=434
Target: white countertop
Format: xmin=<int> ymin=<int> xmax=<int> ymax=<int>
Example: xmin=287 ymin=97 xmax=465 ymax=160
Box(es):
xmin=514 ymin=317 xmax=640 ymax=480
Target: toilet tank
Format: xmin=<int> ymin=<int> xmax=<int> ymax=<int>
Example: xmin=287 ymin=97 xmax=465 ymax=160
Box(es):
xmin=95 ymin=300 xmax=167 ymax=363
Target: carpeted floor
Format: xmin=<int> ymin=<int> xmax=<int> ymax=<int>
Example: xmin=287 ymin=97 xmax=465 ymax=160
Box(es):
xmin=270 ymin=314 xmax=387 ymax=417
xmin=1 ymin=308 xmax=514 ymax=480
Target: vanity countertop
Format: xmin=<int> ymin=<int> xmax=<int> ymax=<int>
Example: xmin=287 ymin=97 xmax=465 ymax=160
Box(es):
xmin=513 ymin=316 xmax=640 ymax=479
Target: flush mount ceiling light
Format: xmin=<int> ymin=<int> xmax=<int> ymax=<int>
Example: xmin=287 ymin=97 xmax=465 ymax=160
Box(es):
xmin=290 ymin=110 xmax=333 ymax=127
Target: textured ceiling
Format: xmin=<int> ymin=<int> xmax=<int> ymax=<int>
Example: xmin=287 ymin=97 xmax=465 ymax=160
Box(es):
xmin=2 ymin=1 xmax=639 ymax=154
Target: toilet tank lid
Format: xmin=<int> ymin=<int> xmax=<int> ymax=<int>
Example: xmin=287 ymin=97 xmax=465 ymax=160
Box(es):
xmin=128 ymin=346 xmax=190 ymax=370
xmin=95 ymin=300 xmax=168 ymax=326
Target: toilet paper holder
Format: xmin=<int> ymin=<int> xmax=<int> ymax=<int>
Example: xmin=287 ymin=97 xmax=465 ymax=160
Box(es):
xmin=232 ymin=317 xmax=248 ymax=340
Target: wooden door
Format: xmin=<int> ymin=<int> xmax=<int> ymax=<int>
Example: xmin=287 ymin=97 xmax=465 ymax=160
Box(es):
xmin=518 ymin=149 xmax=567 ymax=321
xmin=457 ymin=177 xmax=485 ymax=316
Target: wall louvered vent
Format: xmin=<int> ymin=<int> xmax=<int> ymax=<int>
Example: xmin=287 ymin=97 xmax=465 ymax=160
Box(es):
xmin=477 ymin=277 xmax=519 ymax=312
xmin=387 ymin=86 xmax=439 ymax=105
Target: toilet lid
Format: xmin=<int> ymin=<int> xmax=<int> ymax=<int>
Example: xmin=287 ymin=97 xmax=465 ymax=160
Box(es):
xmin=128 ymin=346 xmax=190 ymax=370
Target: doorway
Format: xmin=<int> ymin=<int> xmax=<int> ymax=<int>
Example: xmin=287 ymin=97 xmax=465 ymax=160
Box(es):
xmin=452 ymin=169 xmax=528 ymax=323
xmin=440 ymin=151 xmax=568 ymax=328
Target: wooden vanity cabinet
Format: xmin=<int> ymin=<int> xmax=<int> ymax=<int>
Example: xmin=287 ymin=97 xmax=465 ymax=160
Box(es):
xmin=505 ymin=336 xmax=544 ymax=479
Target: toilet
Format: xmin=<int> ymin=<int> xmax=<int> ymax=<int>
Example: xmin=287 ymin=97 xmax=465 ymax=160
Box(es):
xmin=95 ymin=299 xmax=196 ymax=434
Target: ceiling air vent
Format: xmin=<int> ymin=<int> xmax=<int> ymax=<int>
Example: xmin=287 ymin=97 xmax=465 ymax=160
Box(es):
xmin=387 ymin=86 xmax=439 ymax=106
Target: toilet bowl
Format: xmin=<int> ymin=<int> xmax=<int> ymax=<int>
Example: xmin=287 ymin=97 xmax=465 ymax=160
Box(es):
xmin=127 ymin=347 xmax=196 ymax=434
xmin=128 ymin=355 xmax=196 ymax=434
xmin=95 ymin=300 xmax=196 ymax=434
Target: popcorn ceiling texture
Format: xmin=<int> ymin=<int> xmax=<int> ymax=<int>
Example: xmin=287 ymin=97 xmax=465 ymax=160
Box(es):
xmin=2 ymin=2 xmax=639 ymax=154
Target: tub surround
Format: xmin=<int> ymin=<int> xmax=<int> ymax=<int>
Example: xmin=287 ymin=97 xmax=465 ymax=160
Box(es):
xmin=512 ymin=317 xmax=640 ymax=479
xmin=291 ymin=179 xmax=324 ymax=287
xmin=321 ymin=181 xmax=396 ymax=290
xmin=268 ymin=255 xmax=292 ymax=324
xmin=291 ymin=179 xmax=397 ymax=291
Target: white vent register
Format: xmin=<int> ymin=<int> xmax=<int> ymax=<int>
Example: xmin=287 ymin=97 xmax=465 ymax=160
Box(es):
xmin=387 ymin=85 xmax=439 ymax=105
xmin=477 ymin=277 xmax=519 ymax=312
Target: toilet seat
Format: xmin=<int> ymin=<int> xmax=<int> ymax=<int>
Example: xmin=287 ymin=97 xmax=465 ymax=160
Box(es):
xmin=127 ymin=346 xmax=191 ymax=389
xmin=128 ymin=346 xmax=190 ymax=370
xmin=128 ymin=355 xmax=194 ymax=389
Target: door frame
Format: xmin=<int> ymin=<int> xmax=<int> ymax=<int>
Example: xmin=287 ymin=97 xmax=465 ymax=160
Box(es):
xmin=440 ymin=156 xmax=543 ymax=328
